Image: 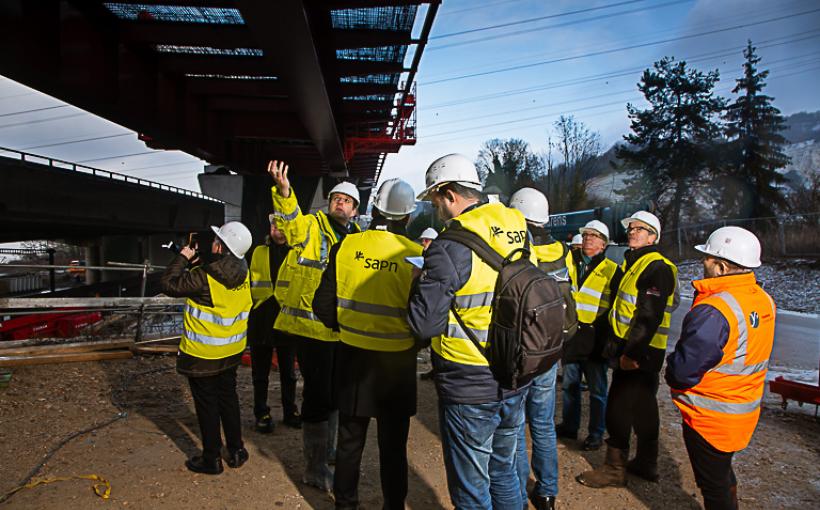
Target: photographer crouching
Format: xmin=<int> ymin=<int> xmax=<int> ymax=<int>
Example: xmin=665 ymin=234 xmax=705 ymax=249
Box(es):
xmin=160 ymin=221 xmax=253 ymax=475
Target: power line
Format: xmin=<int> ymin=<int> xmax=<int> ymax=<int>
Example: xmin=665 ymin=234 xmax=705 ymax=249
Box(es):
xmin=439 ymin=0 xmax=527 ymax=17
xmin=429 ymin=0 xmax=691 ymax=50
xmin=423 ymin=0 xmax=798 ymax=82
xmin=0 ymin=113 xmax=86 ymax=130
xmin=432 ymin=0 xmax=650 ymax=39
xmin=21 ymin=132 xmax=132 ymax=150
xmin=424 ymin=28 xmax=820 ymax=109
xmin=0 ymin=105 xmax=67 ymax=118
xmin=421 ymin=62 xmax=820 ymax=146
xmin=422 ymin=7 xmax=820 ymax=85
xmin=77 ymin=151 xmax=158 ymax=163
xmin=128 ymin=159 xmax=201 ymax=172
xmin=423 ymin=49 xmax=820 ymax=129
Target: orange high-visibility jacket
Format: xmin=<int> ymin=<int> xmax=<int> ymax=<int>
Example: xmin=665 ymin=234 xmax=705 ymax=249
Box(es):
xmin=671 ymin=272 xmax=775 ymax=452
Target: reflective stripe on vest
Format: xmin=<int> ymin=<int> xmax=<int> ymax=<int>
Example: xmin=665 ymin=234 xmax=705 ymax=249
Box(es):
xmin=574 ymin=258 xmax=617 ymax=324
xmin=432 ymin=203 xmax=529 ymax=366
xmin=334 ymin=229 xmax=421 ymax=352
xmin=250 ymin=245 xmax=274 ymax=309
xmin=181 ymin=270 xmax=250 ymax=360
xmin=672 ymin=272 xmax=776 ymax=452
xmin=672 ymin=392 xmax=762 ymax=415
xmin=272 ymin=209 xmax=357 ymax=342
xmin=608 ymin=251 xmax=678 ymax=351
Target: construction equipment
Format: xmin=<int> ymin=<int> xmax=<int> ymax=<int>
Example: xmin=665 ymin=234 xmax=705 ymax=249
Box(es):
xmin=769 ymin=357 xmax=820 ymax=418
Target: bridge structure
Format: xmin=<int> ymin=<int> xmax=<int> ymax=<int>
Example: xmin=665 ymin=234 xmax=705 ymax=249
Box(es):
xmin=0 ymin=1 xmax=440 ymax=235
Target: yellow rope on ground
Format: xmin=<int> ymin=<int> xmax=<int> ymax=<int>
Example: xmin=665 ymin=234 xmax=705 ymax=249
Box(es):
xmin=2 ymin=474 xmax=111 ymax=501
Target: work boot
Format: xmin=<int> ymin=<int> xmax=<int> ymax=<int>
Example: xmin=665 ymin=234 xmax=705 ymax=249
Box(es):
xmin=283 ymin=412 xmax=303 ymax=429
xmin=529 ymin=493 xmax=556 ymax=510
xmin=225 ymin=447 xmax=249 ymax=469
xmin=302 ymin=421 xmax=333 ymax=491
xmin=255 ymin=414 xmax=275 ymax=434
xmin=185 ymin=455 xmax=223 ymax=475
xmin=626 ymin=439 xmax=659 ymax=482
xmin=576 ymin=446 xmax=627 ymax=488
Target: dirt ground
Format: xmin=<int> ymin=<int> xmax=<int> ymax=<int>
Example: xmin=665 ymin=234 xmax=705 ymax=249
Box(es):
xmin=1 ymin=355 xmax=818 ymax=509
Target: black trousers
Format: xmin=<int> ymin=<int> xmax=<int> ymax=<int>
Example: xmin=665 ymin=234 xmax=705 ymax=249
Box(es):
xmin=682 ymin=422 xmax=738 ymax=510
xmin=296 ymin=336 xmax=337 ymax=423
xmin=334 ymin=413 xmax=411 ymax=510
xmin=250 ymin=341 xmax=298 ymax=419
xmin=188 ymin=367 xmax=243 ymax=461
xmin=605 ymin=368 xmax=659 ymax=449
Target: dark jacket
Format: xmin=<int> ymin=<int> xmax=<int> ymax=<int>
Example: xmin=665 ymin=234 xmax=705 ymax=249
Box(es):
xmin=563 ymin=249 xmax=610 ymax=363
xmin=313 ymin=216 xmax=418 ymax=418
xmin=161 ymin=253 xmax=249 ymax=377
xmin=528 ymin=225 xmax=578 ymax=342
xmin=603 ymin=244 xmax=676 ymax=373
xmin=665 ymin=303 xmax=730 ymax=390
xmin=248 ymin=241 xmax=291 ymax=347
xmin=407 ymin=203 xmax=527 ymax=405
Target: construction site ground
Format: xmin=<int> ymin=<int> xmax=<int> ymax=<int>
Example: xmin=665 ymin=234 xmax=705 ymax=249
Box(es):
xmin=1 ymin=355 xmax=818 ymax=509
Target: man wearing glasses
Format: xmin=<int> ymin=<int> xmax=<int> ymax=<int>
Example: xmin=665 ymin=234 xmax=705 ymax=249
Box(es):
xmin=268 ymin=160 xmax=361 ymax=492
xmin=578 ymin=210 xmax=678 ymax=488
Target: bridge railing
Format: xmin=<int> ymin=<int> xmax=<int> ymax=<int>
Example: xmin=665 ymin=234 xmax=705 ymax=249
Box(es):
xmin=0 ymin=146 xmax=221 ymax=203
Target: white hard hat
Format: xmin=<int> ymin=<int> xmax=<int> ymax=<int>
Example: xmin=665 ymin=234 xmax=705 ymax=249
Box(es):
xmin=509 ymin=187 xmax=549 ymax=224
xmin=328 ymin=181 xmax=360 ymax=205
xmin=373 ymin=178 xmax=417 ymax=220
xmin=419 ymin=227 xmax=438 ymax=240
xmin=695 ymin=226 xmax=762 ymax=268
xmin=211 ymin=221 xmax=253 ymax=258
xmin=570 ymin=234 xmax=583 ymax=246
xmin=580 ymin=220 xmax=610 ymax=242
xmin=417 ymin=153 xmax=482 ymax=200
xmin=621 ymin=210 xmax=661 ymax=243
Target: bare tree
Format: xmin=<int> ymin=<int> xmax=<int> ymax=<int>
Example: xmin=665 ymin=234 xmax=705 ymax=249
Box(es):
xmin=540 ymin=116 xmax=602 ymax=212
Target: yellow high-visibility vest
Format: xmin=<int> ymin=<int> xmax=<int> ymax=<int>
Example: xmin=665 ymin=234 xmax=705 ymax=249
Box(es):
xmin=431 ymin=203 xmax=530 ymax=366
xmin=181 ymin=270 xmax=251 ymax=360
xmin=575 ymin=258 xmax=618 ymax=324
xmin=270 ymin=186 xmax=360 ymax=341
xmin=335 ymin=228 xmax=422 ymax=352
xmin=249 ymin=245 xmax=274 ymax=309
xmin=608 ymin=251 xmax=678 ymax=351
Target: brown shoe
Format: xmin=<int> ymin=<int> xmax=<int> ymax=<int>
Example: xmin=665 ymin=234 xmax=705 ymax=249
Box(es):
xmin=576 ymin=446 xmax=627 ymax=488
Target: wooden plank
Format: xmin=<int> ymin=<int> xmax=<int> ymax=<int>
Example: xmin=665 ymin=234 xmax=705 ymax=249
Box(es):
xmin=131 ymin=345 xmax=178 ymax=354
xmin=0 ymin=339 xmax=134 ymax=356
xmin=0 ymin=297 xmax=184 ymax=308
xmin=0 ymin=350 xmax=133 ymax=367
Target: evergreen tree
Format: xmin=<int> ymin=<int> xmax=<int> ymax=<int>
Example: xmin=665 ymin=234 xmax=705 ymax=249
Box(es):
xmin=723 ymin=40 xmax=790 ymax=218
xmin=617 ymin=57 xmax=724 ymax=235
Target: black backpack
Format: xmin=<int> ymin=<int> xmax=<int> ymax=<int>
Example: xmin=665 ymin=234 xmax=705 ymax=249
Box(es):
xmin=439 ymin=228 xmax=566 ymax=390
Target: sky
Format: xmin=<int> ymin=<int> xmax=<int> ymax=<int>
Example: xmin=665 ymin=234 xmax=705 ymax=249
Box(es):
xmin=0 ymin=0 xmax=818 ymax=198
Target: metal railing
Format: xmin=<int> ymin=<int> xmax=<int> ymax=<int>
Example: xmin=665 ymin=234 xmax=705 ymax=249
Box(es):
xmin=0 ymin=146 xmax=222 ymax=202
xmin=664 ymin=212 xmax=820 ymax=260
xmin=0 ymin=260 xmax=165 ymax=297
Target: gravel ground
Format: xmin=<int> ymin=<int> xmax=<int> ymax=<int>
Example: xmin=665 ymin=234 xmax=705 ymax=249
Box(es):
xmin=675 ymin=258 xmax=820 ymax=314
xmin=1 ymin=356 xmax=818 ymax=509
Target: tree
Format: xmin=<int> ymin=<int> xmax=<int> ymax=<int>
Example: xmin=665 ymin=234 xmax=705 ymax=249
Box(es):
xmin=475 ymin=138 xmax=542 ymax=201
xmin=543 ymin=115 xmax=601 ymax=212
xmin=616 ymin=57 xmax=725 ymax=235
xmin=723 ymin=40 xmax=791 ymax=218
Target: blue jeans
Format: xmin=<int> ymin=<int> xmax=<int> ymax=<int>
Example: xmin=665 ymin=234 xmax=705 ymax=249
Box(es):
xmin=516 ymin=364 xmax=558 ymax=499
xmin=439 ymin=391 xmax=525 ymax=510
xmin=560 ymin=360 xmax=608 ymax=439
